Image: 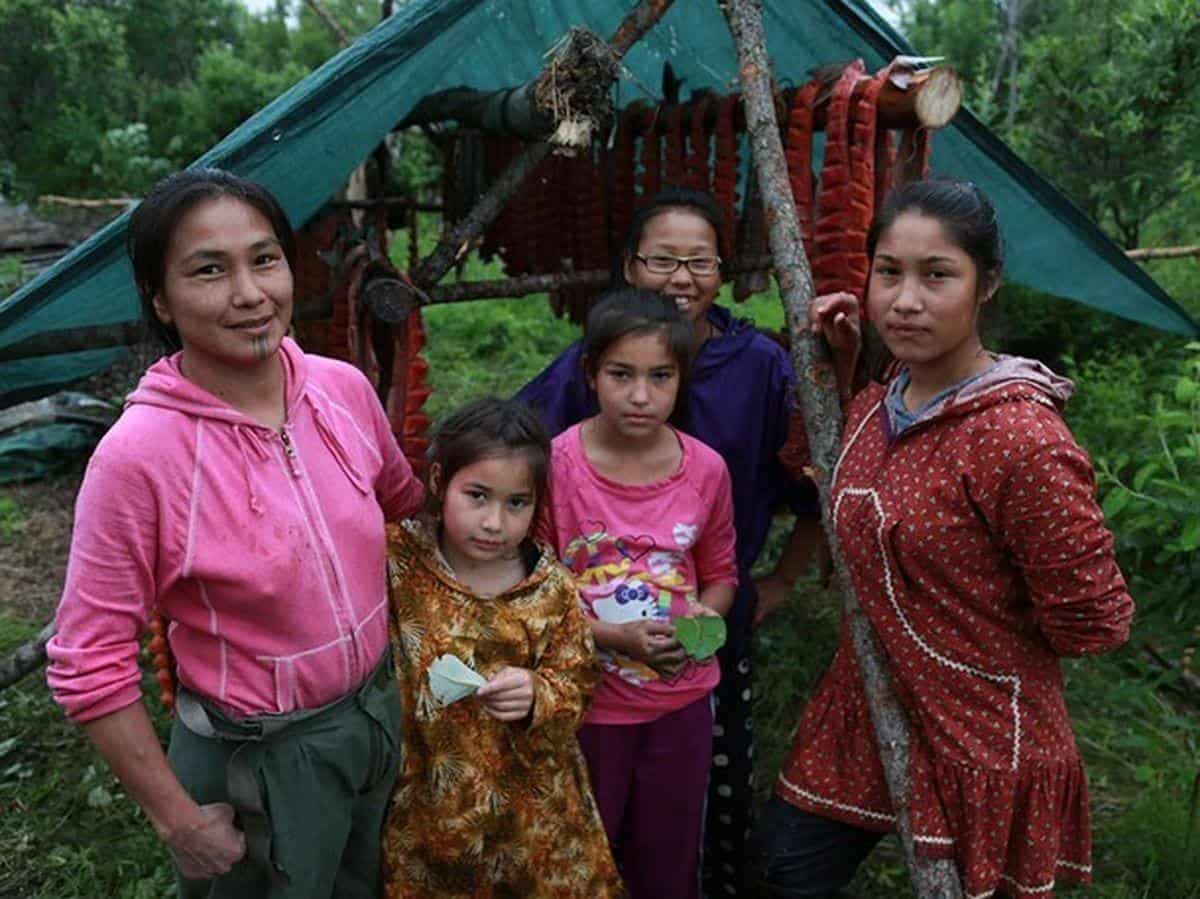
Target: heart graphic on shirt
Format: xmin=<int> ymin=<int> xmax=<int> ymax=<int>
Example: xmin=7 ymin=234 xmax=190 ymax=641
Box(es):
xmin=578 ymin=519 xmax=609 ymax=540
xmin=617 ymin=533 xmax=657 ymax=564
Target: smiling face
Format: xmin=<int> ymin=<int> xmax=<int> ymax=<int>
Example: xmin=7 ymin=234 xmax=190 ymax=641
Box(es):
xmin=623 ymin=208 xmax=722 ymax=325
xmin=437 ymin=453 xmax=537 ymax=568
xmin=153 ymin=196 xmax=293 ymax=381
xmin=867 ymin=211 xmax=993 ymax=385
xmin=588 ymin=329 xmax=681 ymax=440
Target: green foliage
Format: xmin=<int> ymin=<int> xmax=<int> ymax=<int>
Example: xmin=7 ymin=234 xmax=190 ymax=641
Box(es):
xmin=0 ymin=0 xmax=381 ymax=199
xmin=900 ymin=0 xmax=1200 ymax=252
xmin=89 ymin=124 xmax=174 ymax=197
xmin=1066 ymin=343 xmax=1200 ymax=590
xmin=155 ymin=45 xmax=309 ymax=167
xmin=0 ymin=0 xmax=135 ymax=197
xmin=390 ymin=130 xmax=442 ymax=195
xmin=0 ymin=258 xmax=29 ymax=296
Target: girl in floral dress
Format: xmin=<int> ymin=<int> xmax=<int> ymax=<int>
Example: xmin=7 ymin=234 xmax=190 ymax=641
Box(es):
xmin=756 ymin=178 xmax=1134 ymax=899
xmin=382 ymin=397 xmax=622 ymax=898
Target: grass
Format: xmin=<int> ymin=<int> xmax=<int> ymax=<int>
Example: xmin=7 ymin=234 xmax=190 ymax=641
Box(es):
xmin=2 ymin=251 xmax=1197 ymax=896
xmin=0 ymin=496 xmax=24 ymax=540
xmin=0 ymin=614 xmax=175 ymax=899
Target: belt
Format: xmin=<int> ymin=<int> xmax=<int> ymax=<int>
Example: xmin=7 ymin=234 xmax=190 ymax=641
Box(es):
xmin=175 ymin=652 xmax=394 ymax=886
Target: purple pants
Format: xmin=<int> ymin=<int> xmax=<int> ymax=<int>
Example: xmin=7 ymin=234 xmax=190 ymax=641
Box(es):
xmin=577 ymin=695 xmax=713 ymax=899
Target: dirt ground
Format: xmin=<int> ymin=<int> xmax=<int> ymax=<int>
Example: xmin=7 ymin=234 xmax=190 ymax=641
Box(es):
xmin=0 ymin=350 xmax=152 ymax=623
xmin=0 ymin=472 xmax=80 ymax=621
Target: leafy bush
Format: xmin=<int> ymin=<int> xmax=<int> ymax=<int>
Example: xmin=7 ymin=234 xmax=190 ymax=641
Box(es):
xmin=1067 ymin=343 xmax=1200 ymax=590
xmin=90 ymin=124 xmax=173 ymax=197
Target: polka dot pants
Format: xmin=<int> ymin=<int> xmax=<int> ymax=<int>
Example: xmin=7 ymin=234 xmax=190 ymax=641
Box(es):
xmin=702 ymin=641 xmax=755 ymax=897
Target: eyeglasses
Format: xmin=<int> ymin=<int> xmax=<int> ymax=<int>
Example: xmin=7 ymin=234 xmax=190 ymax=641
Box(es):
xmin=633 ymin=253 xmax=722 ymax=276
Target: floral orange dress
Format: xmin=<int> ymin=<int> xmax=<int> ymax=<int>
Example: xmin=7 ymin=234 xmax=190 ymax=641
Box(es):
xmin=382 ymin=520 xmax=624 ymax=898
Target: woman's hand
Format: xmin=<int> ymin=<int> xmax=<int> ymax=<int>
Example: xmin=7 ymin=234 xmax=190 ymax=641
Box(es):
xmin=476 ymin=667 xmax=536 ymax=722
xmin=166 ymin=802 xmax=246 ymax=880
xmin=752 ymin=572 xmax=794 ymax=627
xmin=809 ymin=291 xmax=862 ymax=396
xmin=808 ymin=291 xmax=861 ymax=351
xmin=619 ymin=619 xmax=688 ymax=679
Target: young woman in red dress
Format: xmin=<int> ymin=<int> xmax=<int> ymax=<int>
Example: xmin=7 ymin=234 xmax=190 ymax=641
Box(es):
xmin=756 ymin=178 xmax=1134 ymax=899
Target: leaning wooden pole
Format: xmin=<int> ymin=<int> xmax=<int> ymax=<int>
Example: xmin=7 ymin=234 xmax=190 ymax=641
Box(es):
xmin=720 ymin=1 xmax=964 ymax=896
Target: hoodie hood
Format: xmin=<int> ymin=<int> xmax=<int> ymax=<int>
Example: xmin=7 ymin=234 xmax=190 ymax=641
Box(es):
xmin=884 ymin=354 xmax=1074 ymax=440
xmin=689 ymin=305 xmax=764 ymax=378
xmin=127 ymin=336 xmax=310 ymax=424
xmin=127 ymin=338 xmax=370 ymax=514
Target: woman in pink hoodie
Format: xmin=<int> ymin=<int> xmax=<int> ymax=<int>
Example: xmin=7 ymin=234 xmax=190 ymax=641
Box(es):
xmin=46 ymin=169 xmax=423 ymax=898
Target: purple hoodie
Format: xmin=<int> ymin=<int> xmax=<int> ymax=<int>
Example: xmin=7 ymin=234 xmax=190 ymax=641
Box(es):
xmin=47 ymin=339 xmax=422 ymax=722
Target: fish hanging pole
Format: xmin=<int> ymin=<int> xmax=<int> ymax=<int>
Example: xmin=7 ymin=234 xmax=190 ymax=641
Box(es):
xmin=410 ymin=0 xmax=677 ymax=291
xmin=718 ymin=1 xmax=965 ymax=896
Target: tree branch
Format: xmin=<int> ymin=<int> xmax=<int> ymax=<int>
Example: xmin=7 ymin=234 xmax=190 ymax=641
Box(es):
xmin=302 ymin=0 xmax=351 ymax=47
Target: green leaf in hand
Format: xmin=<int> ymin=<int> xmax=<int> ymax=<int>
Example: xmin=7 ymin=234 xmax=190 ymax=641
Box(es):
xmin=674 ymin=615 xmax=726 ymax=661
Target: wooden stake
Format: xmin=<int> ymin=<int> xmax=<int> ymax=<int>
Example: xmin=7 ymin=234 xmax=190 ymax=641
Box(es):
xmin=720 ymin=1 xmax=965 ymax=895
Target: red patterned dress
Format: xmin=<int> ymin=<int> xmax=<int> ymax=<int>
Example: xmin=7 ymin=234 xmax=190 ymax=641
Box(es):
xmin=777 ymin=358 xmax=1134 ymax=899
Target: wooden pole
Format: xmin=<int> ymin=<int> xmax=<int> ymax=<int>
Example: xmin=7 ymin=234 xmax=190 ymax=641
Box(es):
xmin=36 ymin=195 xmax=136 ymax=209
xmin=0 ymin=622 xmax=55 ymax=690
xmin=720 ymin=1 xmax=965 ymax=896
xmin=1126 ymin=244 xmax=1200 ymax=261
xmin=401 ymin=65 xmax=960 ymax=137
xmin=410 ymin=0 xmax=676 ymax=290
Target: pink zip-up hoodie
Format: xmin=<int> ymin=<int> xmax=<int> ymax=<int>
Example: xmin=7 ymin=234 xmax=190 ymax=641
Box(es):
xmin=47 ymin=338 xmax=423 ymax=722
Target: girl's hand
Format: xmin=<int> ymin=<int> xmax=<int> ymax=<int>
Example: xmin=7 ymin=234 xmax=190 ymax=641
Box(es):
xmin=166 ymin=802 xmax=246 ymax=879
xmin=684 ymin=600 xmax=723 ymax=619
xmin=620 ymin=619 xmax=687 ymax=678
xmin=809 ymin=291 xmax=862 ymax=397
xmin=476 ymin=667 xmax=535 ymax=722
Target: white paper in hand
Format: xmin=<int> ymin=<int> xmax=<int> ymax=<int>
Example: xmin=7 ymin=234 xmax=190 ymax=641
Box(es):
xmin=428 ymin=654 xmax=487 ymax=707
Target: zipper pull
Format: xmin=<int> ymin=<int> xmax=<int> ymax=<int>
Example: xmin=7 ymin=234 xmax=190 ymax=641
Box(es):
xmin=279 ymin=426 xmax=300 ymax=477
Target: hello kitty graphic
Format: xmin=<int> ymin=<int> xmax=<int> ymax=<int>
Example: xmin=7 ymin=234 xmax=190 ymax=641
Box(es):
xmin=591 ymin=580 xmax=665 ymax=624
xmin=673 ymin=522 xmax=698 ymax=549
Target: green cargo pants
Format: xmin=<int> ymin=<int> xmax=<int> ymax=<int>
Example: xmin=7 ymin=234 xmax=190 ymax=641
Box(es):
xmin=167 ymin=655 xmax=401 ymax=899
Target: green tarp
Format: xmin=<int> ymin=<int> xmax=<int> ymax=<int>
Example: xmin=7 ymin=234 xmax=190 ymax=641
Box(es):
xmin=1 ymin=0 xmax=1195 ymax=407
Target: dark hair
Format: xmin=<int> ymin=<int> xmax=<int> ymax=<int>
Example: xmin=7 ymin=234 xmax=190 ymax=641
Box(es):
xmin=617 ymin=185 xmax=726 ymax=284
xmin=425 ymin=396 xmax=551 ymax=519
xmin=867 ymin=178 xmax=1004 ymax=294
xmin=582 ymin=287 xmax=692 ymax=428
xmin=127 ymin=168 xmax=297 ymax=347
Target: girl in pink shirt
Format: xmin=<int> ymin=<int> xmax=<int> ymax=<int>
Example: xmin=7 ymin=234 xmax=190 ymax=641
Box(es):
xmin=539 ymin=288 xmax=738 ymax=899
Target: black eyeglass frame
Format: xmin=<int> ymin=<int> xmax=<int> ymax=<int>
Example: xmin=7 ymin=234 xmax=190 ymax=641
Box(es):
xmin=633 ymin=252 xmax=723 ymax=276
